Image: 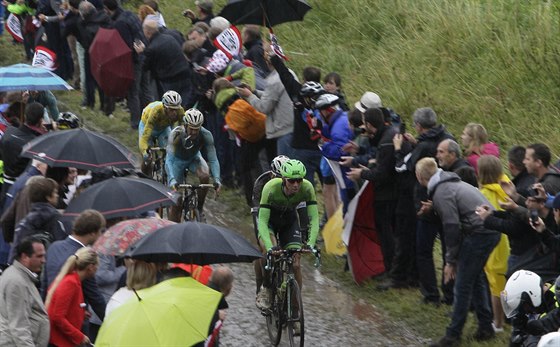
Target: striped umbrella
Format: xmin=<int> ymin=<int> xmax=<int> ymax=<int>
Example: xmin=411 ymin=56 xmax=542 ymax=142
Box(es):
xmin=0 ymin=63 xmax=73 ymax=91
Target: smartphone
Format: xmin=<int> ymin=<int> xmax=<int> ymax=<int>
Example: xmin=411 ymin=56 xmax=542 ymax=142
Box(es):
xmin=530 ymin=210 xmax=539 ymax=224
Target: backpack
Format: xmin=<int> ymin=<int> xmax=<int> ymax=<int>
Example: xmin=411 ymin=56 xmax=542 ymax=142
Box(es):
xmin=224 ymin=99 xmax=266 ymax=143
xmin=15 ymin=215 xmax=55 ymax=249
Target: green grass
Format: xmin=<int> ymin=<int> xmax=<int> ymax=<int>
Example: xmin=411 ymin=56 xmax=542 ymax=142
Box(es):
xmin=6 ymin=1 xmax=557 ymax=344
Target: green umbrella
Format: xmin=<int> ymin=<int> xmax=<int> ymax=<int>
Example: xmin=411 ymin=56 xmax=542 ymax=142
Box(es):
xmin=95 ymin=277 xmax=221 ymax=346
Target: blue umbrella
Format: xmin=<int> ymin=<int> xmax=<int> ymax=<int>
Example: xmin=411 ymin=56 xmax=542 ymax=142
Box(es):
xmin=0 ymin=63 xmax=73 ymax=91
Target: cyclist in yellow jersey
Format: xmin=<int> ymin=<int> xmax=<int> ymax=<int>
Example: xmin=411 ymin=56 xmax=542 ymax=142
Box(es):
xmin=138 ymin=91 xmax=184 ymax=159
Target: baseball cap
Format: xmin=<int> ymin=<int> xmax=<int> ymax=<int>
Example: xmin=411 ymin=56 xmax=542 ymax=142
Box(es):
xmin=354 ymin=91 xmax=382 ymax=113
xmin=545 ymin=193 xmax=560 ymax=209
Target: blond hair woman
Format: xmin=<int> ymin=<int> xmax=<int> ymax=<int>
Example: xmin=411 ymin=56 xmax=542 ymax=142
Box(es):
xmin=46 ymin=247 xmax=99 ymax=347
xmin=478 ymin=155 xmax=510 ymax=333
xmin=105 ymin=260 xmax=157 ymax=317
xmin=461 ymin=123 xmax=499 ymax=173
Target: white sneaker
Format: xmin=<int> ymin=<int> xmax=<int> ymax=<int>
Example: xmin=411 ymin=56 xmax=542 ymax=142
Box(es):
xmin=256 ymin=287 xmax=272 ymax=310
xmin=492 ymin=322 xmax=504 ymax=333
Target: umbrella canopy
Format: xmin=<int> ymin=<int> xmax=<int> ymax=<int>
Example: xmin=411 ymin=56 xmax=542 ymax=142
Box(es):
xmin=95 ymin=277 xmax=221 ymax=346
xmin=89 ymin=28 xmax=134 ymax=97
xmin=64 ymin=177 xmax=176 ymax=220
xmin=93 ymin=218 xmax=175 ymax=256
xmin=0 ymin=63 xmax=73 ymax=91
xmin=128 ymin=222 xmax=262 ymax=264
xmin=21 ymin=128 xmax=137 ymax=170
xmin=219 ymin=0 xmax=312 ymax=27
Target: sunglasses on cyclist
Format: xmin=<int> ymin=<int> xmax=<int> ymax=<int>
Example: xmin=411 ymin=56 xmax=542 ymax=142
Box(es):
xmin=286 ymin=178 xmax=303 ymax=184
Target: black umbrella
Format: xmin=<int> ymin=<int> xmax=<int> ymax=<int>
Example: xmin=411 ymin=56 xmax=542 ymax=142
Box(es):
xmin=63 ymin=177 xmax=176 ymax=220
xmin=127 ymin=222 xmax=262 ymax=265
xmin=219 ymin=0 xmax=312 ymax=27
xmin=21 ymin=128 xmax=137 ymax=171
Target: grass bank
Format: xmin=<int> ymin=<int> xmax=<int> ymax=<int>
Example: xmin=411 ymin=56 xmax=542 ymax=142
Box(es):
xmin=5 ymin=0 xmax=558 ymax=345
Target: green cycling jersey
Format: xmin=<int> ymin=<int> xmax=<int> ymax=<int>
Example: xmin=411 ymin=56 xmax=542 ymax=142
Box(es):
xmin=257 ymin=178 xmax=319 ymax=250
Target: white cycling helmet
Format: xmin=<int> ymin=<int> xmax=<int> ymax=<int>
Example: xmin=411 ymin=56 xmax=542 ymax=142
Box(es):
xmin=183 ymin=108 xmax=204 ymax=128
xmin=270 ymin=155 xmax=290 ymax=176
xmin=162 ymin=90 xmax=182 ymax=109
xmin=501 ymin=270 xmax=543 ymax=318
xmin=299 ymin=81 xmax=324 ymax=97
xmin=315 ymin=93 xmax=340 ymax=110
xmin=538 ymin=332 xmax=560 ymax=347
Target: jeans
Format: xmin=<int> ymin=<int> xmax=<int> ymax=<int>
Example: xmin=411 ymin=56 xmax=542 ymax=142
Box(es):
xmin=76 ymin=42 xmax=86 ymax=93
xmin=291 ymin=148 xmax=322 ymax=187
xmin=276 ymin=133 xmax=293 ymax=157
xmin=446 ymin=231 xmax=500 ymax=338
xmin=416 ymin=220 xmax=454 ymax=303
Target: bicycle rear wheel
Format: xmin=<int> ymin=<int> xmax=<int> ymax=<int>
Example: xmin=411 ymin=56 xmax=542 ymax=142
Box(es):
xmin=287 ymin=279 xmax=304 ymax=347
xmin=266 ymin=269 xmax=283 ymax=346
xmin=182 ymin=206 xmax=199 ymax=222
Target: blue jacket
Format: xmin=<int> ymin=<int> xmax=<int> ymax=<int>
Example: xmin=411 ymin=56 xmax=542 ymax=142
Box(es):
xmin=320 ymin=109 xmax=353 ymax=161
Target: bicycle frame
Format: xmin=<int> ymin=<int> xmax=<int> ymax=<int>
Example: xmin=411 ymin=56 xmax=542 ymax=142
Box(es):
xmin=147 ymin=147 xmax=167 ymax=185
xmin=176 ymin=183 xmax=215 ymax=222
xmin=264 ymin=248 xmax=321 ymax=347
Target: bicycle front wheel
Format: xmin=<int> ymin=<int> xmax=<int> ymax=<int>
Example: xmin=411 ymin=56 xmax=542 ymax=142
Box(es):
xmin=266 ymin=271 xmax=283 ymax=345
xmin=287 ymin=279 xmax=304 ymax=347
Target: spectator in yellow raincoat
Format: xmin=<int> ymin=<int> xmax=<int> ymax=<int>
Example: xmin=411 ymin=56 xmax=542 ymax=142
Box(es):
xmin=477 ymin=155 xmax=510 ymax=333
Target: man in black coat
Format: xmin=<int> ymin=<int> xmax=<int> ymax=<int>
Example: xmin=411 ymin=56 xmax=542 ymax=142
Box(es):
xmin=242 ymin=25 xmax=270 ymax=77
xmin=0 ymin=102 xmax=45 ymax=203
xmin=103 ymin=0 xmax=145 ymax=128
xmin=508 ymin=145 xmax=536 ymax=198
xmin=136 ymin=19 xmax=192 ymax=106
xmin=78 ymin=1 xmax=112 ymax=110
xmin=348 ymin=108 xmax=398 ymax=274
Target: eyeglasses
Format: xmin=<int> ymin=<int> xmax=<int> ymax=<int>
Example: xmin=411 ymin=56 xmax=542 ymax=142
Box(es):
xmin=286 ymin=178 xmax=303 ymax=184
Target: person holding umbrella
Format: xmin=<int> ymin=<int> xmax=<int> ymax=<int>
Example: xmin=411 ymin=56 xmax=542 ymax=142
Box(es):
xmin=166 ymin=108 xmax=221 ymax=222
xmin=183 ymin=0 xmax=215 ymax=26
xmin=138 ymin=90 xmax=184 ymax=174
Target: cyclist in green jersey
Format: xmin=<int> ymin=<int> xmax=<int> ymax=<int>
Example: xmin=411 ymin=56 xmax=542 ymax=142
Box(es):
xmin=256 ymin=159 xmax=319 ymax=310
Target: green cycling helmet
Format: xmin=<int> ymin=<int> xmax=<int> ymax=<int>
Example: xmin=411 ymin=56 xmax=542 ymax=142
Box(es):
xmin=280 ymin=159 xmax=306 ymax=179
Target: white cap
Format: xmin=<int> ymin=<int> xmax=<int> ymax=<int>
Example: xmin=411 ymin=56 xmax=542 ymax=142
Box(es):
xmin=354 ymin=91 xmax=382 ymax=112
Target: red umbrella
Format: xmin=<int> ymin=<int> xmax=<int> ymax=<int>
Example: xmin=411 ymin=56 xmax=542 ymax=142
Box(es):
xmin=93 ymin=218 xmax=175 ymax=256
xmin=89 ymin=28 xmax=133 ymax=97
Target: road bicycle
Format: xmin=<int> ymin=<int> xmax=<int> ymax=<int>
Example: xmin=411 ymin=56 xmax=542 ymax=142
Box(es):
xmin=146 ymin=146 xmax=167 ymax=185
xmin=264 ymin=247 xmax=321 ymax=347
xmin=176 ymin=182 xmax=215 ymax=222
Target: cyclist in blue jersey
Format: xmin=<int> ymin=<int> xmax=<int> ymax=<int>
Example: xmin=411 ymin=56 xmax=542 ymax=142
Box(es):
xmin=166 ymin=108 xmax=221 ymax=222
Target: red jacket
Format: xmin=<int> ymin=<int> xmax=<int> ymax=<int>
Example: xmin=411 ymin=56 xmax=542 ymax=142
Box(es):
xmin=48 ymin=272 xmax=86 ymax=347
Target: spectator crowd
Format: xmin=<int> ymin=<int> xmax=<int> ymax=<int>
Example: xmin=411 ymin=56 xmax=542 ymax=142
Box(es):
xmin=4 ymin=0 xmax=560 ymax=346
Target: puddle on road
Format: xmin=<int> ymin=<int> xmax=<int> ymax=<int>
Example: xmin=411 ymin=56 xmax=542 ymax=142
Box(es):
xmin=206 ymin=199 xmax=426 ymax=346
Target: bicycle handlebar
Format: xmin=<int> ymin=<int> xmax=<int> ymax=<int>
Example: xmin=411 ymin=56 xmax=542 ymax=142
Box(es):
xmin=176 ymin=183 xmax=216 ymax=189
xmin=265 ymin=247 xmax=321 ymax=270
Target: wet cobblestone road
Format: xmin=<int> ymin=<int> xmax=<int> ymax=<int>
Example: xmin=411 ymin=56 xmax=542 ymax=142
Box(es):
xmin=206 ymin=199 xmax=426 ymax=346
